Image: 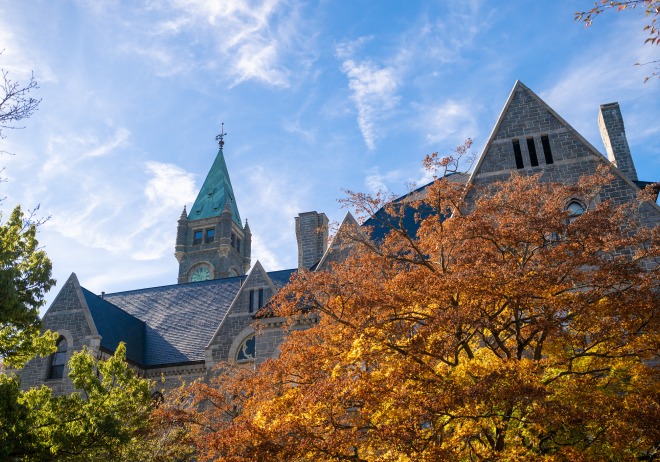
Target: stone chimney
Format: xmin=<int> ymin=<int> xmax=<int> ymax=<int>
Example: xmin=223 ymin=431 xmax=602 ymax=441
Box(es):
xmin=598 ymin=102 xmax=638 ymax=181
xmin=295 ymin=211 xmax=329 ymax=270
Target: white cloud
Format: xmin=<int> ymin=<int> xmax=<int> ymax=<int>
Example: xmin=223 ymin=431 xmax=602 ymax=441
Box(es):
xmin=282 ymin=118 xmax=316 ymax=144
xmin=89 ymin=0 xmax=305 ymax=87
xmin=127 ymin=161 xmax=198 ymax=260
xmin=0 ymin=13 xmax=57 ymax=83
xmin=84 ymin=127 xmax=130 ymax=158
xmin=364 ymin=167 xmax=404 ymax=195
xmin=540 ymin=20 xmax=660 ymax=148
xmin=234 ymin=162 xmax=307 ymax=270
xmin=420 ymin=99 xmax=479 ymax=145
xmin=40 ymin=127 xmax=131 ymax=179
xmin=250 ymin=233 xmax=280 ymax=270
xmin=340 ymin=57 xmax=400 ymax=150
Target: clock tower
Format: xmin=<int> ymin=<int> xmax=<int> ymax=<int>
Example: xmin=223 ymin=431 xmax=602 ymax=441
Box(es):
xmin=175 ymin=129 xmax=251 ymax=283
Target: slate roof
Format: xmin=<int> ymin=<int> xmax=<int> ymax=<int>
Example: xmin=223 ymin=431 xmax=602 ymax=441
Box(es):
xmin=267 ymin=268 xmax=297 ymax=288
xmin=82 ymin=269 xmax=299 ymax=369
xmin=363 ymin=172 xmax=468 ymax=242
xmin=82 ymin=288 xmax=145 ymax=365
xmin=86 ymin=276 xmax=245 ymax=368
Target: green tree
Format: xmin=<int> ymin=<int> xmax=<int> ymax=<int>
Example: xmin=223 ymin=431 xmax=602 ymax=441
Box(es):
xmin=0 ymin=206 xmax=57 ymax=369
xmin=1 ymin=344 xmax=154 ymax=461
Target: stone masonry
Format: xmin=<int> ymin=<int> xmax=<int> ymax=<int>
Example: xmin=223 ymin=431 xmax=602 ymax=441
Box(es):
xmin=598 ymin=102 xmax=638 ymax=181
xmin=295 ymin=211 xmax=329 ymax=269
xmin=21 ymin=80 xmax=659 ymax=398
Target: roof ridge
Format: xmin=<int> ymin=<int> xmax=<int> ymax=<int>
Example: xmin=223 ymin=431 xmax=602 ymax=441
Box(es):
xmin=80 ymin=287 xmax=146 ymax=325
xmin=102 ymin=274 xmax=247 ymax=297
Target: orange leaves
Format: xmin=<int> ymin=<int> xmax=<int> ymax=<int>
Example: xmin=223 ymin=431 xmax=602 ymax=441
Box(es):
xmin=167 ymin=170 xmax=660 ymax=461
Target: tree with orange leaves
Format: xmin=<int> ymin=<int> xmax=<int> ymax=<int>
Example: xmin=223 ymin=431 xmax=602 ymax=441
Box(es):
xmin=164 ymin=146 xmax=660 ymax=461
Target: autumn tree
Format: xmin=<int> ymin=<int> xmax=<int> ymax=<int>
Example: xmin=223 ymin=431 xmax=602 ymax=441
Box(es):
xmin=576 ymin=0 xmax=660 ymax=81
xmin=175 ymin=144 xmax=660 ymax=461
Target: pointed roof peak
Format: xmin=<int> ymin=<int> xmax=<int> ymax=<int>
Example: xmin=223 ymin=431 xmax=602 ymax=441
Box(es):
xmin=189 ymin=143 xmax=242 ymax=226
xmin=179 ymin=206 xmax=188 ymax=220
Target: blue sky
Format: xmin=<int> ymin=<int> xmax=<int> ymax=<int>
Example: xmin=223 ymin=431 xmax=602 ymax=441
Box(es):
xmin=1 ymin=0 xmax=658 ymax=309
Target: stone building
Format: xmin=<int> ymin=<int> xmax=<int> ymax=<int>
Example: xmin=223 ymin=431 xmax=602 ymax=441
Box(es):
xmin=19 ymin=81 xmax=659 ymax=393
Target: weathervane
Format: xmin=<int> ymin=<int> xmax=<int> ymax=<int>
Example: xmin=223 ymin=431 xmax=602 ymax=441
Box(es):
xmin=215 ymin=122 xmax=227 ymax=149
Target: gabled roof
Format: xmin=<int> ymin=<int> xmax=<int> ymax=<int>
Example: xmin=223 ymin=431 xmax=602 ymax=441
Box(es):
xmin=82 ymin=288 xmax=145 ymax=365
xmin=189 ymin=148 xmax=242 ymax=226
xmin=80 ymin=268 xmax=297 ymax=368
xmin=363 ymin=172 xmax=468 ymax=242
xmin=100 ymin=276 xmax=246 ymax=367
xmin=266 ymin=268 xmax=297 ymax=288
xmin=467 ymin=80 xmax=644 ymax=195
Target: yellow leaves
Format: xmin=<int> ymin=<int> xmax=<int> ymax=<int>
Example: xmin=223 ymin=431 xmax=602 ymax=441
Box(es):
xmin=175 ymin=171 xmax=660 ymax=461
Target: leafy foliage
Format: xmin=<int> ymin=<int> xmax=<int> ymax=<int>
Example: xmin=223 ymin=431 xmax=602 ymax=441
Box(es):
xmin=0 ymin=206 xmax=57 ymax=368
xmin=171 ymin=151 xmax=660 ymax=461
xmin=1 ymin=344 xmax=157 ymax=461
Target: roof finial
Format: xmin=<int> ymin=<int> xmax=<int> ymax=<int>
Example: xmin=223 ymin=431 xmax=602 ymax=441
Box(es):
xmin=215 ymin=122 xmax=227 ymax=150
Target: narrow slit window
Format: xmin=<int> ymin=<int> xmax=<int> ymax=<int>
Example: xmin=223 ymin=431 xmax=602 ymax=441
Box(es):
xmin=236 ymin=238 xmax=241 ymax=252
xmin=258 ymin=288 xmax=264 ymax=308
xmin=49 ymin=338 xmax=67 ymax=380
xmin=526 ymin=138 xmax=539 ymax=167
xmin=231 ymin=233 xmax=236 ymax=248
xmin=248 ymin=289 xmax=254 ymax=313
xmin=541 ymin=135 xmax=553 ymax=164
xmin=512 ymin=139 xmax=524 ymax=169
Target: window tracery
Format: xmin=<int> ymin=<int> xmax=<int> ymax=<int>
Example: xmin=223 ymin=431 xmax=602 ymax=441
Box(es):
xmin=236 ymin=334 xmax=255 ymax=362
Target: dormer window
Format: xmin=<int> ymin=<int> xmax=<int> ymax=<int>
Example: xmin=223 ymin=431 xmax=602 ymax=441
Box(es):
xmin=48 ymin=337 xmax=67 ymax=380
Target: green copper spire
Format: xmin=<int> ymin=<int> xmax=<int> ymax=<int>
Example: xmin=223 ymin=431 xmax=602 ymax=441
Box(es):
xmin=188 ymin=146 xmax=242 ymax=226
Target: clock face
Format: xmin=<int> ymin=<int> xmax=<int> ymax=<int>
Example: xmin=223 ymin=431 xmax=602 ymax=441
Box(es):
xmin=190 ymin=265 xmax=212 ymax=282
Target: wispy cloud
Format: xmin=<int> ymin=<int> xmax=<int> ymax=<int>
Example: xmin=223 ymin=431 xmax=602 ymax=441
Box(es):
xmin=85 ymin=0 xmax=307 ymax=87
xmin=0 ymin=13 xmax=57 ymax=82
xmin=131 ymin=161 xmax=197 ymax=260
xmin=364 ymin=167 xmax=404 ymax=195
xmin=417 ymin=99 xmax=479 ymax=145
xmin=40 ymin=127 xmax=131 ymax=178
xmin=540 ymin=20 xmax=660 ymax=153
xmin=236 ymin=163 xmax=306 ymax=269
xmin=338 ymin=51 xmax=400 ymax=150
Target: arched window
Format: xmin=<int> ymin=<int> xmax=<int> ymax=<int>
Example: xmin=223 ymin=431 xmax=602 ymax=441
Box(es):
xmin=236 ymin=334 xmax=255 ymax=362
xmin=48 ymin=337 xmax=67 ymax=380
xmin=567 ymin=201 xmax=585 ymax=223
